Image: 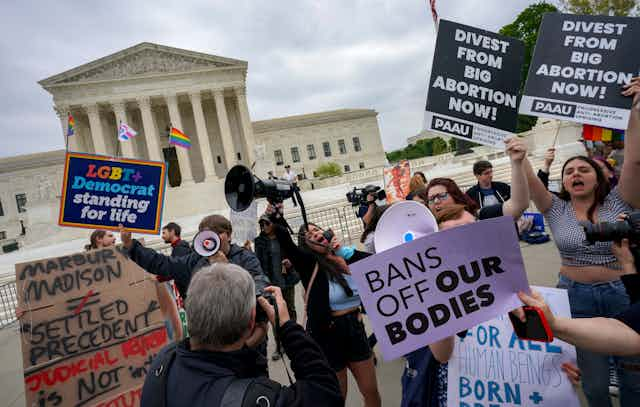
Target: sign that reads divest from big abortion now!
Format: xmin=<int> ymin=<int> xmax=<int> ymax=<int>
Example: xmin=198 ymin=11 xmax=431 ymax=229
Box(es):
xmin=349 ymin=216 xmax=529 ymax=361
xmin=59 ymin=153 xmax=167 ymax=234
xmin=520 ymin=13 xmax=640 ymax=129
xmin=424 ymin=20 xmax=524 ymax=148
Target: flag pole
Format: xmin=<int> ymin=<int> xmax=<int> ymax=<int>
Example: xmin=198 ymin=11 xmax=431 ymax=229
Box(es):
xmin=115 ymin=120 xmax=121 ymax=158
xmin=65 ymin=112 xmax=70 ymax=153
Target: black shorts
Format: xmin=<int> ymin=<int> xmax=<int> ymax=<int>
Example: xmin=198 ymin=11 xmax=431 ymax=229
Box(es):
xmin=317 ymin=311 xmax=372 ymax=371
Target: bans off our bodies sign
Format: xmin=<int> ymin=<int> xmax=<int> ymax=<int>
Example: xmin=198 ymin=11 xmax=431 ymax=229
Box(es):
xmin=16 ymin=247 xmax=169 ymax=407
xmin=520 ymin=13 xmax=640 ymax=129
xmin=424 ymin=20 xmax=525 ymax=148
xmin=59 ymin=153 xmax=167 ymax=234
xmin=349 ymin=217 xmax=529 ymax=361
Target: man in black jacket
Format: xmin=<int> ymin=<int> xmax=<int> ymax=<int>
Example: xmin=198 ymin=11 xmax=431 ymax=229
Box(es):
xmin=161 ymin=222 xmax=192 ymax=257
xmin=140 ymin=263 xmax=343 ymax=407
xmin=465 ymin=160 xmax=511 ymax=209
xmin=120 ymin=214 xmax=271 ymax=352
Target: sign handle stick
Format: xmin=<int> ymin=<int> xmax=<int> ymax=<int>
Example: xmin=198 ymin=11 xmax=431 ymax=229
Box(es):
xmin=552 ymin=122 xmax=560 ymax=147
xmin=65 ymin=111 xmax=70 ymax=153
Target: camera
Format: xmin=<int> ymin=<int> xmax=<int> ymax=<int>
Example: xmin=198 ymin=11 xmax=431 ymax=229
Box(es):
xmin=346 ymin=185 xmax=386 ymax=207
xmin=583 ymin=211 xmax=640 ymax=244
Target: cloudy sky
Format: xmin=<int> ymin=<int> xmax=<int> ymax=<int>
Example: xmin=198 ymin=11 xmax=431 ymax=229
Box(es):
xmin=0 ymin=0 xmax=544 ymax=158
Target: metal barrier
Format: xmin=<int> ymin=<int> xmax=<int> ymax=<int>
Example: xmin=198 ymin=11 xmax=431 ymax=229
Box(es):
xmin=0 ymin=281 xmax=17 ymax=329
xmin=285 ymin=203 xmax=364 ymax=246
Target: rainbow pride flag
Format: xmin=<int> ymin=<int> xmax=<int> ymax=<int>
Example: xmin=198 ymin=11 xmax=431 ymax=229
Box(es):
xmin=582 ymin=124 xmax=624 ymax=142
xmin=169 ymin=127 xmax=191 ymax=149
xmin=67 ymin=113 xmax=75 ymax=137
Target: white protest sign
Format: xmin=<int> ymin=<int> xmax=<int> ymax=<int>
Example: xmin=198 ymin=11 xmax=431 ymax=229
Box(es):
xmin=230 ymin=200 xmax=258 ymax=244
xmin=448 ymin=286 xmax=580 ymax=407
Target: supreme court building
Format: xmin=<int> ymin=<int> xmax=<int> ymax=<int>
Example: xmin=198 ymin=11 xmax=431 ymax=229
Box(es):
xmin=0 ymin=42 xmax=386 ymax=247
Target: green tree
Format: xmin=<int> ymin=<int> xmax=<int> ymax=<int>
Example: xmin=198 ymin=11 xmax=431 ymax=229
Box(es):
xmin=558 ymin=0 xmax=638 ymax=16
xmin=432 ymin=137 xmax=449 ymax=155
xmin=448 ymin=138 xmax=457 ymax=152
xmin=315 ymin=162 xmax=342 ymax=178
xmin=500 ymin=2 xmax=559 ymax=133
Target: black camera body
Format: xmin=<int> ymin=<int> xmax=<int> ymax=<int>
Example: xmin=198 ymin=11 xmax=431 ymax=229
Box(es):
xmin=346 ymin=185 xmax=386 ymax=207
xmin=583 ymin=211 xmax=640 ymax=304
xmin=583 ymin=211 xmax=640 ymax=244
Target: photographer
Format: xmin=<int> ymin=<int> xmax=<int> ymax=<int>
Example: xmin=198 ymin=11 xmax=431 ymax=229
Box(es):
xmin=268 ymin=204 xmax=381 ymax=406
xmin=521 ymin=76 xmax=640 ymax=407
xmin=119 ymin=215 xmax=271 ymax=353
xmin=517 ymin=236 xmax=639 ymax=354
xmin=140 ymin=263 xmax=342 ymax=407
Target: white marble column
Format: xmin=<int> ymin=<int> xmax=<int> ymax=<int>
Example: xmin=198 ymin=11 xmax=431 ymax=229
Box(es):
xmin=165 ymin=93 xmax=194 ymax=184
xmin=54 ymin=105 xmax=79 ymax=151
xmin=234 ymin=86 xmax=256 ymax=165
xmin=85 ymin=104 xmax=107 ymax=155
xmin=213 ymin=89 xmax=236 ymax=169
xmin=111 ymin=101 xmax=136 ymax=158
xmin=137 ymin=96 xmax=162 ymax=162
xmin=189 ymin=91 xmax=216 ymax=180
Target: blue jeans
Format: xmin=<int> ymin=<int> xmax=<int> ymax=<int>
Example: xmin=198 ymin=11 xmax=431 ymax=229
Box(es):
xmin=558 ymin=275 xmax=640 ymax=407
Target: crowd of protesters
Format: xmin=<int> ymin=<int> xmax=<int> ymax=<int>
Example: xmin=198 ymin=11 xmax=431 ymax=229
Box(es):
xmin=54 ymin=77 xmax=640 ymax=406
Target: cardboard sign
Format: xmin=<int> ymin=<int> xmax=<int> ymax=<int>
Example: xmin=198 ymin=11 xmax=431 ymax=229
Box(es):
xmin=349 ymin=216 xmax=529 ymax=360
xmin=384 ymin=161 xmax=411 ymax=203
xmin=16 ymin=248 xmax=169 ymax=407
xmin=448 ymin=286 xmax=580 ymax=407
xmin=59 ymin=153 xmax=167 ymax=234
xmin=230 ymin=201 xmax=258 ymax=244
xmin=424 ymin=20 xmax=525 ymax=148
xmin=520 ymin=13 xmax=640 ymax=129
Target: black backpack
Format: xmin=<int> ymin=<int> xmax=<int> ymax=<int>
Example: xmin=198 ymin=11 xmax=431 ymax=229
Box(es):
xmin=143 ymin=344 xmax=282 ymax=407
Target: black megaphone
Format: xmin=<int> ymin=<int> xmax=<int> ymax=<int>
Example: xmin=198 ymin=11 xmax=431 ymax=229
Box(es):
xmin=224 ymin=165 xmax=295 ymax=212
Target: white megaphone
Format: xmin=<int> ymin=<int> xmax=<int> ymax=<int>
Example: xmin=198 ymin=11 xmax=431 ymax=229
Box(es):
xmin=374 ymin=200 xmax=439 ymax=253
xmin=193 ymin=230 xmax=221 ymax=257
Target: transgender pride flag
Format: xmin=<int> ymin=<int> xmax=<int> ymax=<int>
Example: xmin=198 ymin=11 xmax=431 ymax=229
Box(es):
xmin=118 ymin=121 xmax=138 ymax=141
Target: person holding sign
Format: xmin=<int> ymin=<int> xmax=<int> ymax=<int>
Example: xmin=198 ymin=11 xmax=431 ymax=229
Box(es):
xmin=521 ymin=77 xmax=640 ymax=407
xmin=422 ymin=137 xmax=531 ymax=220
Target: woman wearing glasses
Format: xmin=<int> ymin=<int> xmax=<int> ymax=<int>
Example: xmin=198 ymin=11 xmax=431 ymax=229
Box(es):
xmin=420 ymin=137 xmax=531 ymax=221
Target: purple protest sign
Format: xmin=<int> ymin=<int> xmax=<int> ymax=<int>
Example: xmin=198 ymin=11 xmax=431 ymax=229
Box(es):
xmin=350 ymin=216 xmax=529 ymax=361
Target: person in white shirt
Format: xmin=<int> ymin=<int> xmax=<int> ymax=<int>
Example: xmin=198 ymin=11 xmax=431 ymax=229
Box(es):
xmin=284 ymin=165 xmax=299 ymax=207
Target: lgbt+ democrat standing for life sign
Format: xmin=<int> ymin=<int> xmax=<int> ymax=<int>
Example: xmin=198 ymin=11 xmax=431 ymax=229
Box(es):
xmin=59 ymin=153 xmax=167 ymax=234
xmin=520 ymin=13 xmax=640 ymax=130
xmin=424 ymin=20 xmax=524 ymax=148
xmin=349 ymin=216 xmax=530 ymax=361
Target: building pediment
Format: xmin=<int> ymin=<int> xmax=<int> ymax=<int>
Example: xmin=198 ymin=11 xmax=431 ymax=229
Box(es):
xmin=39 ymin=42 xmax=247 ymax=88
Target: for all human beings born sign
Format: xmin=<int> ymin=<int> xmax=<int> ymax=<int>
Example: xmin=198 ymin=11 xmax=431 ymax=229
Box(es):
xmin=424 ymin=20 xmax=525 ymax=148
xmin=59 ymin=153 xmax=167 ymax=234
xmin=16 ymin=247 xmax=169 ymax=407
xmin=520 ymin=13 xmax=640 ymax=129
xmin=349 ymin=216 xmax=529 ymax=361
xmin=448 ymin=286 xmax=580 ymax=407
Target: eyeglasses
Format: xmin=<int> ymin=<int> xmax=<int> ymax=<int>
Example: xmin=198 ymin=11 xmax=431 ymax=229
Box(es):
xmin=427 ymin=192 xmax=449 ymax=205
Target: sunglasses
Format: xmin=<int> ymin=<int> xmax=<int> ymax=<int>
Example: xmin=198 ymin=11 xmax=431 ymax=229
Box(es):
xmin=427 ymin=192 xmax=449 ymax=205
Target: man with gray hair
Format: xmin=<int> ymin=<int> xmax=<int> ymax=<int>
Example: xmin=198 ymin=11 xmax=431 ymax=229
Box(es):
xmin=141 ymin=263 xmax=342 ymax=407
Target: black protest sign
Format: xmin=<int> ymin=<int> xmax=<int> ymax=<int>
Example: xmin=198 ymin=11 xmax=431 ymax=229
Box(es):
xmin=16 ymin=248 xmax=168 ymax=407
xmin=520 ymin=13 xmax=640 ymax=129
xmin=424 ymin=20 xmax=524 ymax=148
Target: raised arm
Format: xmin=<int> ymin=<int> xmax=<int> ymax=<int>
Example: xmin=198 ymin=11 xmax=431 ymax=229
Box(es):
xmin=501 ymin=137 xmax=530 ymax=218
xmin=429 ymin=336 xmax=455 ymax=363
xmin=523 ymin=157 xmax=553 ymax=213
xmin=619 ymin=76 xmax=640 ymax=207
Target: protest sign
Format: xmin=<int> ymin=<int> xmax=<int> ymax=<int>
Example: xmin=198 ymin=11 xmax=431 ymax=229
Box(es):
xmin=448 ymin=286 xmax=580 ymax=407
xmin=384 ymin=160 xmax=411 ymax=203
xmin=59 ymin=153 xmax=167 ymax=234
xmin=424 ymin=20 xmax=524 ymax=148
xmin=521 ymin=13 xmax=640 ymax=129
xmin=16 ymin=247 xmax=169 ymax=407
xmin=350 ymin=216 xmax=529 ymax=360
xmin=230 ymin=201 xmax=258 ymax=244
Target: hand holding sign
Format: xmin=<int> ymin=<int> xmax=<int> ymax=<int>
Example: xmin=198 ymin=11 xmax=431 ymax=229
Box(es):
xmin=622 ymin=76 xmax=640 ymax=110
xmin=505 ymin=137 xmax=527 ymax=163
